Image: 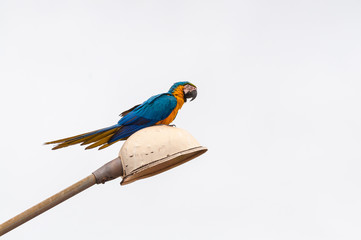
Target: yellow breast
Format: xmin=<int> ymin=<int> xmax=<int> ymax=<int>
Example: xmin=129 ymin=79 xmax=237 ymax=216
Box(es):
xmin=156 ymin=86 xmax=185 ymax=125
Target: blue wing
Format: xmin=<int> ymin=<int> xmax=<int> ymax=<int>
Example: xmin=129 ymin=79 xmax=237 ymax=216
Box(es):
xmin=109 ymin=93 xmax=177 ymax=143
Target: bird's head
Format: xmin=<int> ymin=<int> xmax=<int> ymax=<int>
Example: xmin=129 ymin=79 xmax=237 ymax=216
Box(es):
xmin=168 ymin=81 xmax=197 ymax=102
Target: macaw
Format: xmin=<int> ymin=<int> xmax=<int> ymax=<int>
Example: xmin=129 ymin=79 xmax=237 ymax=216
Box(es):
xmin=45 ymin=81 xmax=197 ymax=150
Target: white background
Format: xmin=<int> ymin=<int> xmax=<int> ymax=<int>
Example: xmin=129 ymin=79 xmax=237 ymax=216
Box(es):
xmin=1 ymin=1 xmax=361 ymax=239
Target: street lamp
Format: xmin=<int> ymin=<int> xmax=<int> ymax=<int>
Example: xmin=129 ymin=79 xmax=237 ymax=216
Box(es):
xmin=0 ymin=125 xmax=207 ymax=236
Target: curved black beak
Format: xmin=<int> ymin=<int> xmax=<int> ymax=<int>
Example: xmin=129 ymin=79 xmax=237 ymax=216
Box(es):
xmin=184 ymin=89 xmax=197 ymax=102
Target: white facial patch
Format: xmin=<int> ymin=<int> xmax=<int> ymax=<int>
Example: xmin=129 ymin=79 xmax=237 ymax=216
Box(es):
xmin=184 ymin=84 xmax=197 ymax=93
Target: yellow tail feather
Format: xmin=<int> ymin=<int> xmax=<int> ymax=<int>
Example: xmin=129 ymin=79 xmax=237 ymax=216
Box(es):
xmin=85 ymin=136 xmax=113 ymax=150
xmin=45 ymin=126 xmax=122 ymax=150
xmin=97 ymin=136 xmax=128 ymax=150
xmin=81 ymin=128 xmax=119 ymax=145
xmin=45 ymin=130 xmax=97 ymax=145
xmin=98 ymin=142 xmax=116 ymax=150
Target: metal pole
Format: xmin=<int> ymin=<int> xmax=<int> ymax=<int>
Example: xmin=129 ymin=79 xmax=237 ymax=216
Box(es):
xmin=0 ymin=174 xmax=96 ymax=236
xmin=0 ymin=157 xmax=123 ymax=236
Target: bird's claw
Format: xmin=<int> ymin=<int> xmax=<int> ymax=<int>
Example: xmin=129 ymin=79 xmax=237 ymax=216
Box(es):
xmin=158 ymin=124 xmax=176 ymax=127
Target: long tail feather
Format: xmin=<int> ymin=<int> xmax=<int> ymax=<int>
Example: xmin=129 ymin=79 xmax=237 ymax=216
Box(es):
xmin=97 ymin=136 xmax=128 ymax=150
xmin=45 ymin=130 xmax=97 ymax=144
xmin=85 ymin=135 xmax=113 ymax=150
xmin=45 ymin=125 xmax=122 ymax=150
xmin=81 ymin=128 xmax=118 ymax=145
xmin=98 ymin=141 xmax=117 ymax=150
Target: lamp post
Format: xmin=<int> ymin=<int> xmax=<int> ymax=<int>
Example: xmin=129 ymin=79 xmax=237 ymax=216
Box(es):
xmin=0 ymin=126 xmax=207 ymax=236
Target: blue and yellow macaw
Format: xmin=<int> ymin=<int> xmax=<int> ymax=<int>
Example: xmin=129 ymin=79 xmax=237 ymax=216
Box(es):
xmin=45 ymin=81 xmax=197 ymax=150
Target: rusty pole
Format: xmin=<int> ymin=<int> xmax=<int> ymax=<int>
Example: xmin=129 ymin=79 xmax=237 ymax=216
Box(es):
xmin=0 ymin=157 xmax=123 ymax=236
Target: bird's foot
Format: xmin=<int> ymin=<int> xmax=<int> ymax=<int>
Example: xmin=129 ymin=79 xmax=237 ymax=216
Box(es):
xmin=158 ymin=124 xmax=176 ymax=127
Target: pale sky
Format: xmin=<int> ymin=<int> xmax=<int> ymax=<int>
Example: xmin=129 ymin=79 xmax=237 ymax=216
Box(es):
xmin=1 ymin=1 xmax=361 ymax=239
